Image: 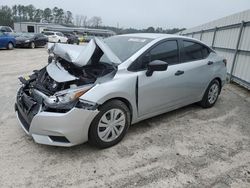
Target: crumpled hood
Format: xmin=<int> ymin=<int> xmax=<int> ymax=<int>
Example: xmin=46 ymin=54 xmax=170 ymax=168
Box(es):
xmin=46 ymin=37 xmax=120 ymax=83
xmin=47 ymin=37 xmax=121 ymax=66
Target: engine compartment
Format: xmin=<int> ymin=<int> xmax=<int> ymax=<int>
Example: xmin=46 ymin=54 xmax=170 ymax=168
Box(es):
xmin=20 ymin=60 xmax=115 ymax=97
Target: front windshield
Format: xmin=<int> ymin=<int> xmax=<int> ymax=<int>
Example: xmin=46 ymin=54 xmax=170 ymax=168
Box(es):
xmin=102 ymin=36 xmax=152 ymax=62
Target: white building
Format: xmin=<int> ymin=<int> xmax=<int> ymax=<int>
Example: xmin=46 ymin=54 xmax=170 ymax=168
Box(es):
xmin=180 ymin=9 xmax=250 ymax=89
xmin=13 ymin=22 xmax=116 ymax=37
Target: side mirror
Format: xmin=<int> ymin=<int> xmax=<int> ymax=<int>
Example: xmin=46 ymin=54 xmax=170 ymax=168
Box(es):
xmin=146 ymin=60 xmax=168 ymax=77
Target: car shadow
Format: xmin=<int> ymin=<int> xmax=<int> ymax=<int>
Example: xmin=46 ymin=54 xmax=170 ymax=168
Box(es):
xmin=36 ymin=103 xmax=201 ymax=156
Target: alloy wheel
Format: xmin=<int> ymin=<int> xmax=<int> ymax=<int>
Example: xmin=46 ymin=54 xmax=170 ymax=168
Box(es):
xmin=208 ymin=83 xmax=219 ymax=104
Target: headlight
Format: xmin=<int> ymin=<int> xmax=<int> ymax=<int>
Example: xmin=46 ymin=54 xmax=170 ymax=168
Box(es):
xmin=25 ymin=40 xmax=30 ymax=43
xmin=44 ymin=84 xmax=93 ymax=108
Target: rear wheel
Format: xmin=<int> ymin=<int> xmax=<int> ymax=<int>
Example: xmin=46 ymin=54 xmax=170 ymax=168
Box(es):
xmin=58 ymin=40 xmax=61 ymax=43
xmin=89 ymin=100 xmax=131 ymax=148
xmin=30 ymin=42 xmax=35 ymax=49
xmin=199 ymin=79 xmax=220 ymax=108
xmin=7 ymin=42 xmax=14 ymax=50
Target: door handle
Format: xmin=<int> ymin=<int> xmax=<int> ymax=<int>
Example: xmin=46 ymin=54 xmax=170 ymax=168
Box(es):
xmin=207 ymin=61 xmax=214 ymax=65
xmin=175 ymin=70 xmax=184 ymax=76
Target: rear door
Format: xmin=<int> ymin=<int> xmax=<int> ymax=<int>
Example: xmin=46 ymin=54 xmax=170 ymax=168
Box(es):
xmin=178 ymin=40 xmax=213 ymax=100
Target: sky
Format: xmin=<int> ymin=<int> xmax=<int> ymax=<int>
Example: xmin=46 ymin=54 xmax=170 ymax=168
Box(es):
xmin=1 ymin=0 xmax=250 ymax=29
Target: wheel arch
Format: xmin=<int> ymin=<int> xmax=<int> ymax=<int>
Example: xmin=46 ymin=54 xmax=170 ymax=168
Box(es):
xmin=98 ymin=97 xmax=133 ymax=123
xmin=214 ymin=77 xmax=222 ymax=94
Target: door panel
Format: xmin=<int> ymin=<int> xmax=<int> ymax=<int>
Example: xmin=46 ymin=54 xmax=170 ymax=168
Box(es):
xmin=138 ymin=65 xmax=182 ymax=116
xmin=138 ymin=59 xmax=211 ymax=117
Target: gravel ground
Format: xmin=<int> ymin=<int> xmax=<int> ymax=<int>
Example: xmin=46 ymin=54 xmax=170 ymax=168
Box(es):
xmin=0 ymin=48 xmax=250 ymax=188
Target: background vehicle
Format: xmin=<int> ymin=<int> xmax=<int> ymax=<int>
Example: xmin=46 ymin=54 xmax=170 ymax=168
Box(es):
xmin=15 ymin=33 xmax=48 ymax=48
xmin=43 ymin=31 xmax=68 ymax=43
xmin=0 ymin=31 xmax=16 ymax=49
xmin=0 ymin=26 xmax=14 ymax=34
xmin=15 ymin=34 xmax=227 ymax=148
xmin=63 ymin=33 xmax=80 ymax=45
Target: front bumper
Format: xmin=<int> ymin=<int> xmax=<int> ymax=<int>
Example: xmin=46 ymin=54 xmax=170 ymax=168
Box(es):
xmin=16 ymin=42 xmax=30 ymax=48
xmin=15 ymin=93 xmax=99 ymax=147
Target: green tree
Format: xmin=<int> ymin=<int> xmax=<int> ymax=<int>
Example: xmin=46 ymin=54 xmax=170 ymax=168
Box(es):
xmin=65 ymin=11 xmax=73 ymax=24
xmin=34 ymin=9 xmax=43 ymax=22
xmin=57 ymin=8 xmax=64 ymax=24
xmin=145 ymin=27 xmax=155 ymax=33
xmin=43 ymin=8 xmax=52 ymax=22
xmin=0 ymin=6 xmax=13 ymax=26
xmin=26 ymin=5 xmax=36 ymax=21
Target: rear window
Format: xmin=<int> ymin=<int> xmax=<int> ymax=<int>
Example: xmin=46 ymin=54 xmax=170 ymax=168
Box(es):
xmin=182 ymin=41 xmax=210 ymax=62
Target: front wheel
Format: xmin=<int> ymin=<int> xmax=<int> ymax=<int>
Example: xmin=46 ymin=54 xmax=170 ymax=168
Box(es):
xmin=30 ymin=42 xmax=35 ymax=49
xmin=7 ymin=42 xmax=14 ymax=50
xmin=199 ymin=79 xmax=221 ymax=108
xmin=89 ymin=100 xmax=131 ymax=148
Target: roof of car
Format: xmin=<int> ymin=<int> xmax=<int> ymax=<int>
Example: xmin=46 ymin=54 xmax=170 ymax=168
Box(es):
xmin=119 ymin=33 xmax=197 ymax=41
xmin=119 ymin=33 xmax=209 ymax=46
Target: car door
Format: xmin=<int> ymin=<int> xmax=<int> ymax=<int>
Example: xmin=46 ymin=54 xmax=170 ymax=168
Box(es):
xmin=135 ymin=40 xmax=188 ymax=117
xmin=178 ymin=40 xmax=213 ymax=100
xmin=0 ymin=32 xmax=7 ymax=48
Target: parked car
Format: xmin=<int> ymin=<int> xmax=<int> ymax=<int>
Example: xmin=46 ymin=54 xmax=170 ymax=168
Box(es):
xmin=63 ymin=33 xmax=80 ymax=45
xmin=15 ymin=34 xmax=227 ymax=148
xmin=15 ymin=33 xmax=48 ymax=48
xmin=84 ymin=35 xmax=95 ymax=43
xmin=77 ymin=34 xmax=85 ymax=43
xmin=0 ymin=31 xmax=16 ymax=49
xmin=0 ymin=26 xmax=14 ymax=34
xmin=43 ymin=31 xmax=68 ymax=43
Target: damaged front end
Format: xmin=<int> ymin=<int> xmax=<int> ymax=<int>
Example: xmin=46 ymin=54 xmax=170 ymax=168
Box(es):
xmin=15 ymin=38 xmax=120 ymax=146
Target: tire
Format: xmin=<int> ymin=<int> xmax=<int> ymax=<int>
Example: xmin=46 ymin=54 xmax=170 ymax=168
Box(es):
xmin=199 ymin=79 xmax=221 ymax=108
xmin=7 ymin=42 xmax=14 ymax=50
xmin=30 ymin=42 xmax=35 ymax=49
xmin=89 ymin=100 xmax=131 ymax=148
xmin=58 ymin=40 xmax=61 ymax=43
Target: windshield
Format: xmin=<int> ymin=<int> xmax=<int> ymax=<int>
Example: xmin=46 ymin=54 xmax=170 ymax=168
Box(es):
xmin=102 ymin=36 xmax=152 ymax=62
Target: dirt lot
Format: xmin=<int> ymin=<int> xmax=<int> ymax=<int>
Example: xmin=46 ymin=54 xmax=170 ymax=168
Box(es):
xmin=0 ymin=48 xmax=250 ymax=188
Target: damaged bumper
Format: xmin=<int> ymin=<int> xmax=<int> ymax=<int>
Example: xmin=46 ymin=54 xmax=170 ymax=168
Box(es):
xmin=15 ymin=88 xmax=99 ymax=147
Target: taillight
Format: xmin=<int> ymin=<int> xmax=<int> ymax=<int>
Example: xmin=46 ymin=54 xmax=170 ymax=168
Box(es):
xmin=223 ymin=59 xmax=227 ymax=66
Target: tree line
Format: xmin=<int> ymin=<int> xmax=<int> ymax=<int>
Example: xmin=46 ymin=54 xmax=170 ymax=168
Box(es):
xmin=0 ymin=4 xmax=185 ymax=34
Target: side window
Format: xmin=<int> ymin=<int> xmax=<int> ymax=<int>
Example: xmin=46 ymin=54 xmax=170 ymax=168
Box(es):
xmin=182 ymin=41 xmax=210 ymax=62
xmin=5 ymin=27 xmax=12 ymax=32
xmin=138 ymin=40 xmax=179 ymax=70
xmin=150 ymin=40 xmax=179 ymax=64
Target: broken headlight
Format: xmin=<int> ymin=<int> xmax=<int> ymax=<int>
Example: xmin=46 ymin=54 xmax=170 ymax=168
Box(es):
xmin=43 ymin=85 xmax=93 ymax=109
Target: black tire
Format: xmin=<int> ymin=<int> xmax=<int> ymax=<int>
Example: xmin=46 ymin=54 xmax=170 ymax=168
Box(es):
xmin=58 ymin=40 xmax=61 ymax=43
xmin=199 ymin=79 xmax=221 ymax=108
xmin=7 ymin=42 xmax=14 ymax=50
xmin=89 ymin=100 xmax=131 ymax=148
xmin=30 ymin=42 xmax=35 ymax=49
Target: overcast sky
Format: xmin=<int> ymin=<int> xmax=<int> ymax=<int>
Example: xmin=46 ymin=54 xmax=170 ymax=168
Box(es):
xmin=1 ymin=0 xmax=250 ymax=29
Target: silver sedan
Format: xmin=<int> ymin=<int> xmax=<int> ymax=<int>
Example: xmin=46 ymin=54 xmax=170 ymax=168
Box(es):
xmin=15 ymin=33 xmax=227 ymax=148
